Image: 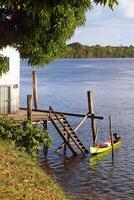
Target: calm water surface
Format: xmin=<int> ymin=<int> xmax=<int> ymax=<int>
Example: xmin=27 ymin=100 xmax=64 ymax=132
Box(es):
xmin=20 ymin=59 xmax=134 ymax=200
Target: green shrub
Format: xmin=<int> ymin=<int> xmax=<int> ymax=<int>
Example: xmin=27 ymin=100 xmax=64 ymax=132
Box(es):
xmin=0 ymin=117 xmax=52 ymax=156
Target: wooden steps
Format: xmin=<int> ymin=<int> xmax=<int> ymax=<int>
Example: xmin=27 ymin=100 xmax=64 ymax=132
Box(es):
xmin=49 ymin=106 xmax=89 ymax=156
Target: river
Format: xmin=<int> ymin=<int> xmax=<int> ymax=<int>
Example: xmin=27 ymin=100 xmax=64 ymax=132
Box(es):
xmin=20 ymin=58 xmax=134 ymax=200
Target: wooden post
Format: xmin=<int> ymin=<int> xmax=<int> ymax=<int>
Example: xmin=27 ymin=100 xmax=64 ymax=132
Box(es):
xmin=63 ymin=129 xmax=67 ymax=155
xmin=109 ymin=116 xmax=114 ymax=159
xmin=43 ymin=120 xmax=48 ymax=158
xmin=87 ymin=91 xmax=97 ymax=146
xmin=32 ymin=71 xmax=38 ymax=110
xmin=63 ymin=140 xmax=67 ymax=155
xmin=87 ymin=91 xmax=94 ymax=114
xmin=27 ymin=95 xmax=32 ymax=120
xmin=43 ymin=120 xmax=48 ymax=132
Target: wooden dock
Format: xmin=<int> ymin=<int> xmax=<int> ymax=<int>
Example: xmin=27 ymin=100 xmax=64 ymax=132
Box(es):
xmin=2 ymin=84 xmax=104 ymax=156
xmin=6 ymin=108 xmax=103 ymax=123
xmin=7 ymin=109 xmax=49 ymax=122
xmin=0 ymin=70 xmax=110 ymax=157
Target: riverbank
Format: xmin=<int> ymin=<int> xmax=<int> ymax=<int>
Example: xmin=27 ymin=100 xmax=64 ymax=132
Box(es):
xmin=61 ymin=43 xmax=134 ymax=58
xmin=0 ymin=140 xmax=69 ymax=200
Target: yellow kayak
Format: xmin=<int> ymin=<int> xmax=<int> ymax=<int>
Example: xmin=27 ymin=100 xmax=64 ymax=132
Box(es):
xmin=90 ymin=138 xmax=121 ymax=154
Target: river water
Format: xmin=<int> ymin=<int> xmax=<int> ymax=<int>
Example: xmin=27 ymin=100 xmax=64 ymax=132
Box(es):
xmin=20 ymin=58 xmax=134 ymax=200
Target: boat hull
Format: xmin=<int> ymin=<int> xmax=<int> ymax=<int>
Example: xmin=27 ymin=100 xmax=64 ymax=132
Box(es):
xmin=90 ymin=139 xmax=121 ymax=154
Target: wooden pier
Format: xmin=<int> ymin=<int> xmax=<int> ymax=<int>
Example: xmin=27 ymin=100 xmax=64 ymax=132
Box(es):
xmin=6 ymin=107 xmax=103 ymax=123
xmin=3 ymin=71 xmax=104 ymax=157
xmin=4 ymin=89 xmax=104 ymax=157
xmin=0 ymin=70 xmax=117 ymax=158
xmin=5 ymin=102 xmax=103 ymax=157
xmin=7 ymin=108 xmax=52 ymax=122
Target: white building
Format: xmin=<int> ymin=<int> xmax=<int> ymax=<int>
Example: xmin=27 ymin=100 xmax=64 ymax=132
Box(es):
xmin=0 ymin=46 xmax=20 ymax=114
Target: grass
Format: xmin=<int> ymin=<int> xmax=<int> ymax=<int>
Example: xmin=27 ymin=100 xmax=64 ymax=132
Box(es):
xmin=0 ymin=140 xmax=69 ymax=200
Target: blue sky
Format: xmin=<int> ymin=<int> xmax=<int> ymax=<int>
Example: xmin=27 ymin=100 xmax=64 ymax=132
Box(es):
xmin=68 ymin=0 xmax=134 ymax=46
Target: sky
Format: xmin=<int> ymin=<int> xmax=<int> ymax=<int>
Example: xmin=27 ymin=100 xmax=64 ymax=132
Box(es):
xmin=68 ymin=0 xmax=134 ymax=46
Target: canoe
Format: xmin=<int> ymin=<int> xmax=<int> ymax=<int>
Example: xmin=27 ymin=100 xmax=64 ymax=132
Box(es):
xmin=90 ymin=138 xmax=121 ymax=154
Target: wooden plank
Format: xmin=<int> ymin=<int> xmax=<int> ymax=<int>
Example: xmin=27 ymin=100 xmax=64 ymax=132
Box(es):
xmin=51 ymin=117 xmax=78 ymax=155
xmin=74 ymin=112 xmax=89 ymax=132
xmin=9 ymin=107 xmax=103 ymax=124
xmin=27 ymin=95 xmax=32 ymax=120
xmin=9 ymin=108 xmax=101 ymax=123
xmin=32 ymin=71 xmax=38 ymax=110
xmin=20 ymin=107 xmax=103 ymax=120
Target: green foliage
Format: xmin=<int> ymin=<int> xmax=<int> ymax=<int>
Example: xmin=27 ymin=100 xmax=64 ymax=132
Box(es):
xmin=0 ymin=117 xmax=52 ymax=156
xmin=61 ymin=43 xmax=134 ymax=58
xmin=94 ymin=0 xmax=118 ymax=9
xmin=0 ymin=0 xmax=118 ymax=66
xmin=0 ymin=55 xmax=9 ymax=76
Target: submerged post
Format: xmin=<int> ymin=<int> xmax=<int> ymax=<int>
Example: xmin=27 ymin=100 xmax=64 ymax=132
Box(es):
xmin=87 ymin=91 xmax=97 ymax=146
xmin=32 ymin=71 xmax=38 ymax=110
xmin=109 ymin=116 xmax=114 ymax=159
xmin=43 ymin=120 xmax=48 ymax=132
xmin=27 ymin=95 xmax=32 ymax=120
xmin=43 ymin=119 xmax=49 ymax=158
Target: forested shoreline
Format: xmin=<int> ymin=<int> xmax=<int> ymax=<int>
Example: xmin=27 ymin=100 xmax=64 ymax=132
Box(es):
xmin=61 ymin=43 xmax=134 ymax=58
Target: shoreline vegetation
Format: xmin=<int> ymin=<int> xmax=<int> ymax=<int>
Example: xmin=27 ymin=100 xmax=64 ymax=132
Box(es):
xmin=0 ymin=118 xmax=69 ymax=200
xmin=61 ymin=43 xmax=134 ymax=59
xmin=0 ymin=141 xmax=69 ymax=200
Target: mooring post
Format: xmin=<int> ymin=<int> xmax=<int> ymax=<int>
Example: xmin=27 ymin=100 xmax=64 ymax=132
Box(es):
xmin=32 ymin=71 xmax=38 ymax=110
xmin=109 ymin=116 xmax=114 ymax=159
xmin=87 ymin=91 xmax=97 ymax=146
xmin=27 ymin=95 xmax=32 ymax=120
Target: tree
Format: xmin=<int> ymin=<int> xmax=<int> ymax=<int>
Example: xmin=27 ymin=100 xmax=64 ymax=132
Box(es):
xmin=0 ymin=0 xmax=118 ymax=66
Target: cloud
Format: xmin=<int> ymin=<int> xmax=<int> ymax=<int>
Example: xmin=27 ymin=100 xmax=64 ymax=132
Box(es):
xmin=68 ymin=0 xmax=134 ymax=46
xmin=125 ymin=0 xmax=134 ymax=18
xmin=86 ymin=0 xmax=134 ymax=23
xmin=69 ymin=22 xmax=134 ymax=46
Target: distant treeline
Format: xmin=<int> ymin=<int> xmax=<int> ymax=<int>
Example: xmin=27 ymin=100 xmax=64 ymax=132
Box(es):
xmin=60 ymin=43 xmax=134 ymax=58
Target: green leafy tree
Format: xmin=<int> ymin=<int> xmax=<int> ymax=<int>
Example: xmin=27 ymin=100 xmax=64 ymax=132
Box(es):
xmin=0 ymin=0 xmax=118 ymax=66
xmin=61 ymin=43 xmax=134 ymax=58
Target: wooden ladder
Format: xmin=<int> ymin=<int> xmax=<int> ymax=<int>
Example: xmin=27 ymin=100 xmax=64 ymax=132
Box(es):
xmin=49 ymin=106 xmax=89 ymax=156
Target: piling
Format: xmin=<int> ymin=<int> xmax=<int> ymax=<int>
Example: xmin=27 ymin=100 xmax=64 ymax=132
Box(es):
xmin=43 ymin=120 xmax=48 ymax=132
xmin=109 ymin=116 xmax=114 ymax=159
xmin=27 ymin=95 xmax=32 ymax=120
xmin=43 ymin=119 xmax=49 ymax=157
xmin=87 ymin=91 xmax=97 ymax=146
xmin=7 ymin=90 xmax=105 ymax=156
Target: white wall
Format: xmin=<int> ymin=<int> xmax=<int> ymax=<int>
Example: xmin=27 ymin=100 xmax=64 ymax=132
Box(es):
xmin=0 ymin=46 xmax=20 ymax=113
